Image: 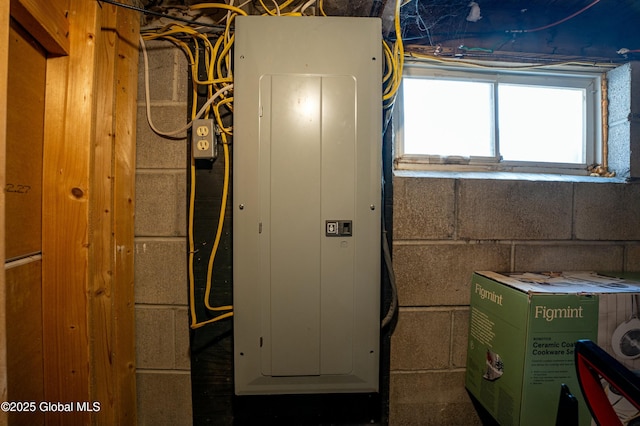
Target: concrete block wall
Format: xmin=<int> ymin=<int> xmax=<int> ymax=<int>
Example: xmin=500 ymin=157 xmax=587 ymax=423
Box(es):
xmin=135 ymin=40 xmax=192 ymax=426
xmin=390 ymin=173 xmax=640 ymax=424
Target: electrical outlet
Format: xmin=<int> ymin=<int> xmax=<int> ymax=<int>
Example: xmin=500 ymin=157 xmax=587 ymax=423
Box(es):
xmin=192 ymin=119 xmax=217 ymax=160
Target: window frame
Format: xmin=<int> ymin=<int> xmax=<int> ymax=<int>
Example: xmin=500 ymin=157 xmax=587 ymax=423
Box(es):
xmin=395 ymin=61 xmax=603 ymax=175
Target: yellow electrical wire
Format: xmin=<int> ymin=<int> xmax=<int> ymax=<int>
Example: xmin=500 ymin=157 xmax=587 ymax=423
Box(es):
xmin=318 ymin=0 xmax=326 ymax=16
xmin=189 ymin=26 xmax=234 ymax=327
xmin=406 ymin=50 xmax=617 ymax=70
xmin=142 ymin=11 xmax=237 ymax=328
xmin=203 ymin=132 xmax=232 ymax=313
xmin=187 ymin=75 xmax=202 ymax=328
xmin=187 ymin=113 xmax=234 ymax=329
xmin=143 ymin=25 xmax=227 ymax=87
xmin=382 ymin=40 xmax=394 ymax=89
xmin=259 ymin=0 xmax=278 ymax=15
xmin=216 ymin=33 xmax=235 ymax=85
xmin=189 ymin=2 xmax=248 ymax=16
xmin=382 ymin=0 xmax=404 ymax=103
xmin=214 ymin=97 xmax=234 ymax=133
xmin=257 ymin=0 xmax=297 ymax=15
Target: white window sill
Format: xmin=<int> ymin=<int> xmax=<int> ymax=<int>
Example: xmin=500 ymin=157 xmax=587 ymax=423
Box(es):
xmin=393 ymin=169 xmax=627 ymax=183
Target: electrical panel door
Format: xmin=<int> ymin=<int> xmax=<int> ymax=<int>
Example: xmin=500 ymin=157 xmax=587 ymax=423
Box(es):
xmin=233 ymin=16 xmax=382 ymax=395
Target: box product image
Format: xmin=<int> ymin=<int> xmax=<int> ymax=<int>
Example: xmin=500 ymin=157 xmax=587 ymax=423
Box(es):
xmin=465 ymin=271 xmax=640 ymax=426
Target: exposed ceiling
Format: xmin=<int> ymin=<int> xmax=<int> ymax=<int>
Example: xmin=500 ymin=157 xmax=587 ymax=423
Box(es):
xmin=141 ymin=0 xmax=640 ymax=62
xmin=391 ymin=0 xmax=640 ymax=62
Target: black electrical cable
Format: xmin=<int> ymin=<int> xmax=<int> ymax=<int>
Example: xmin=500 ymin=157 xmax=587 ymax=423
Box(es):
xmin=380 ymin=139 xmax=398 ymax=330
xmin=381 ymin=224 xmax=398 ymax=329
xmin=97 ymin=0 xmax=226 ymax=29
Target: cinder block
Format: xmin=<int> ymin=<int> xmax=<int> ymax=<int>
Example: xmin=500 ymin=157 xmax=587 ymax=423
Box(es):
xmin=135 ymin=171 xmax=187 ymax=237
xmin=451 ymin=309 xmax=469 ymax=368
xmin=175 ymin=308 xmax=191 ymax=370
xmin=136 ymin=105 xmax=188 ymax=169
xmin=393 ymin=243 xmax=510 ymax=306
xmin=574 ymin=182 xmax=640 ymax=240
xmin=632 ymin=62 xmax=640 ymax=114
xmin=457 ymin=179 xmax=573 ymax=240
xmin=626 ymin=244 xmax=640 ymax=271
xmin=135 ymin=307 xmax=175 ymax=369
xmin=137 ymin=371 xmax=192 ymax=426
xmin=391 ymin=310 xmax=450 ymax=371
xmin=514 ymin=243 xmax=624 ymax=271
xmin=135 ymin=238 xmax=188 ymax=305
xmin=138 ymin=39 xmax=183 ymax=103
xmin=389 ymin=371 xmax=482 ymax=426
xmin=607 ymin=63 xmax=632 ymax=124
xmin=176 ymin=50 xmax=189 ymax=103
xmin=393 ymin=177 xmax=455 ymax=240
xmin=606 ymin=63 xmax=640 ymax=179
xmin=632 ymin=120 xmax=640 ymax=179
xmin=608 ymin=122 xmax=631 ymax=178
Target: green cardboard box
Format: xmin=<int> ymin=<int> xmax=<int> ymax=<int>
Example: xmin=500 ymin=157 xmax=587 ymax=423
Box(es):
xmin=465 ymin=271 xmax=640 ymax=426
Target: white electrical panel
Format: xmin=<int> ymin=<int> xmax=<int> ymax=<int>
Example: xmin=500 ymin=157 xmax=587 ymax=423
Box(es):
xmin=233 ymin=16 xmax=382 ymax=395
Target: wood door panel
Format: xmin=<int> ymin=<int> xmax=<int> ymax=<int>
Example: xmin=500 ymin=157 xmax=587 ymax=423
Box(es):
xmin=5 ymin=259 xmax=44 ymax=426
xmin=5 ymin=20 xmax=45 ymax=260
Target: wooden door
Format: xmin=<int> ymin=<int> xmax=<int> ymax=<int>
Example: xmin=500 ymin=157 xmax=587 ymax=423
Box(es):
xmin=4 ymin=19 xmax=46 ymax=426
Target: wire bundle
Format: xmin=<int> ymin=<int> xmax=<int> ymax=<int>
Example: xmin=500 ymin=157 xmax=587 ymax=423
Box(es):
xmin=140 ymin=3 xmax=246 ymax=329
xmin=382 ymin=0 xmax=405 ymax=114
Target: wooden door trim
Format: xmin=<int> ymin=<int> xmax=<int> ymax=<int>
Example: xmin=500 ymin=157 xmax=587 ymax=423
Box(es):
xmin=9 ymin=0 xmax=69 ymax=55
xmin=0 ymin=1 xmax=10 ymax=424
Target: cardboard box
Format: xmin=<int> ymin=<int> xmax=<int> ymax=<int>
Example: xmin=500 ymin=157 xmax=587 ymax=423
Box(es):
xmin=465 ymin=271 xmax=640 ymax=426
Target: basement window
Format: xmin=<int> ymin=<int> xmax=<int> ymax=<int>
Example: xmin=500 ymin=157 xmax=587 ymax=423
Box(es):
xmin=395 ymin=63 xmax=602 ymax=175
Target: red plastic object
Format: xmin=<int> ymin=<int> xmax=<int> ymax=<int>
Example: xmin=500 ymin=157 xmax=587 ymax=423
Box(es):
xmin=575 ymin=340 xmax=640 ymax=426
